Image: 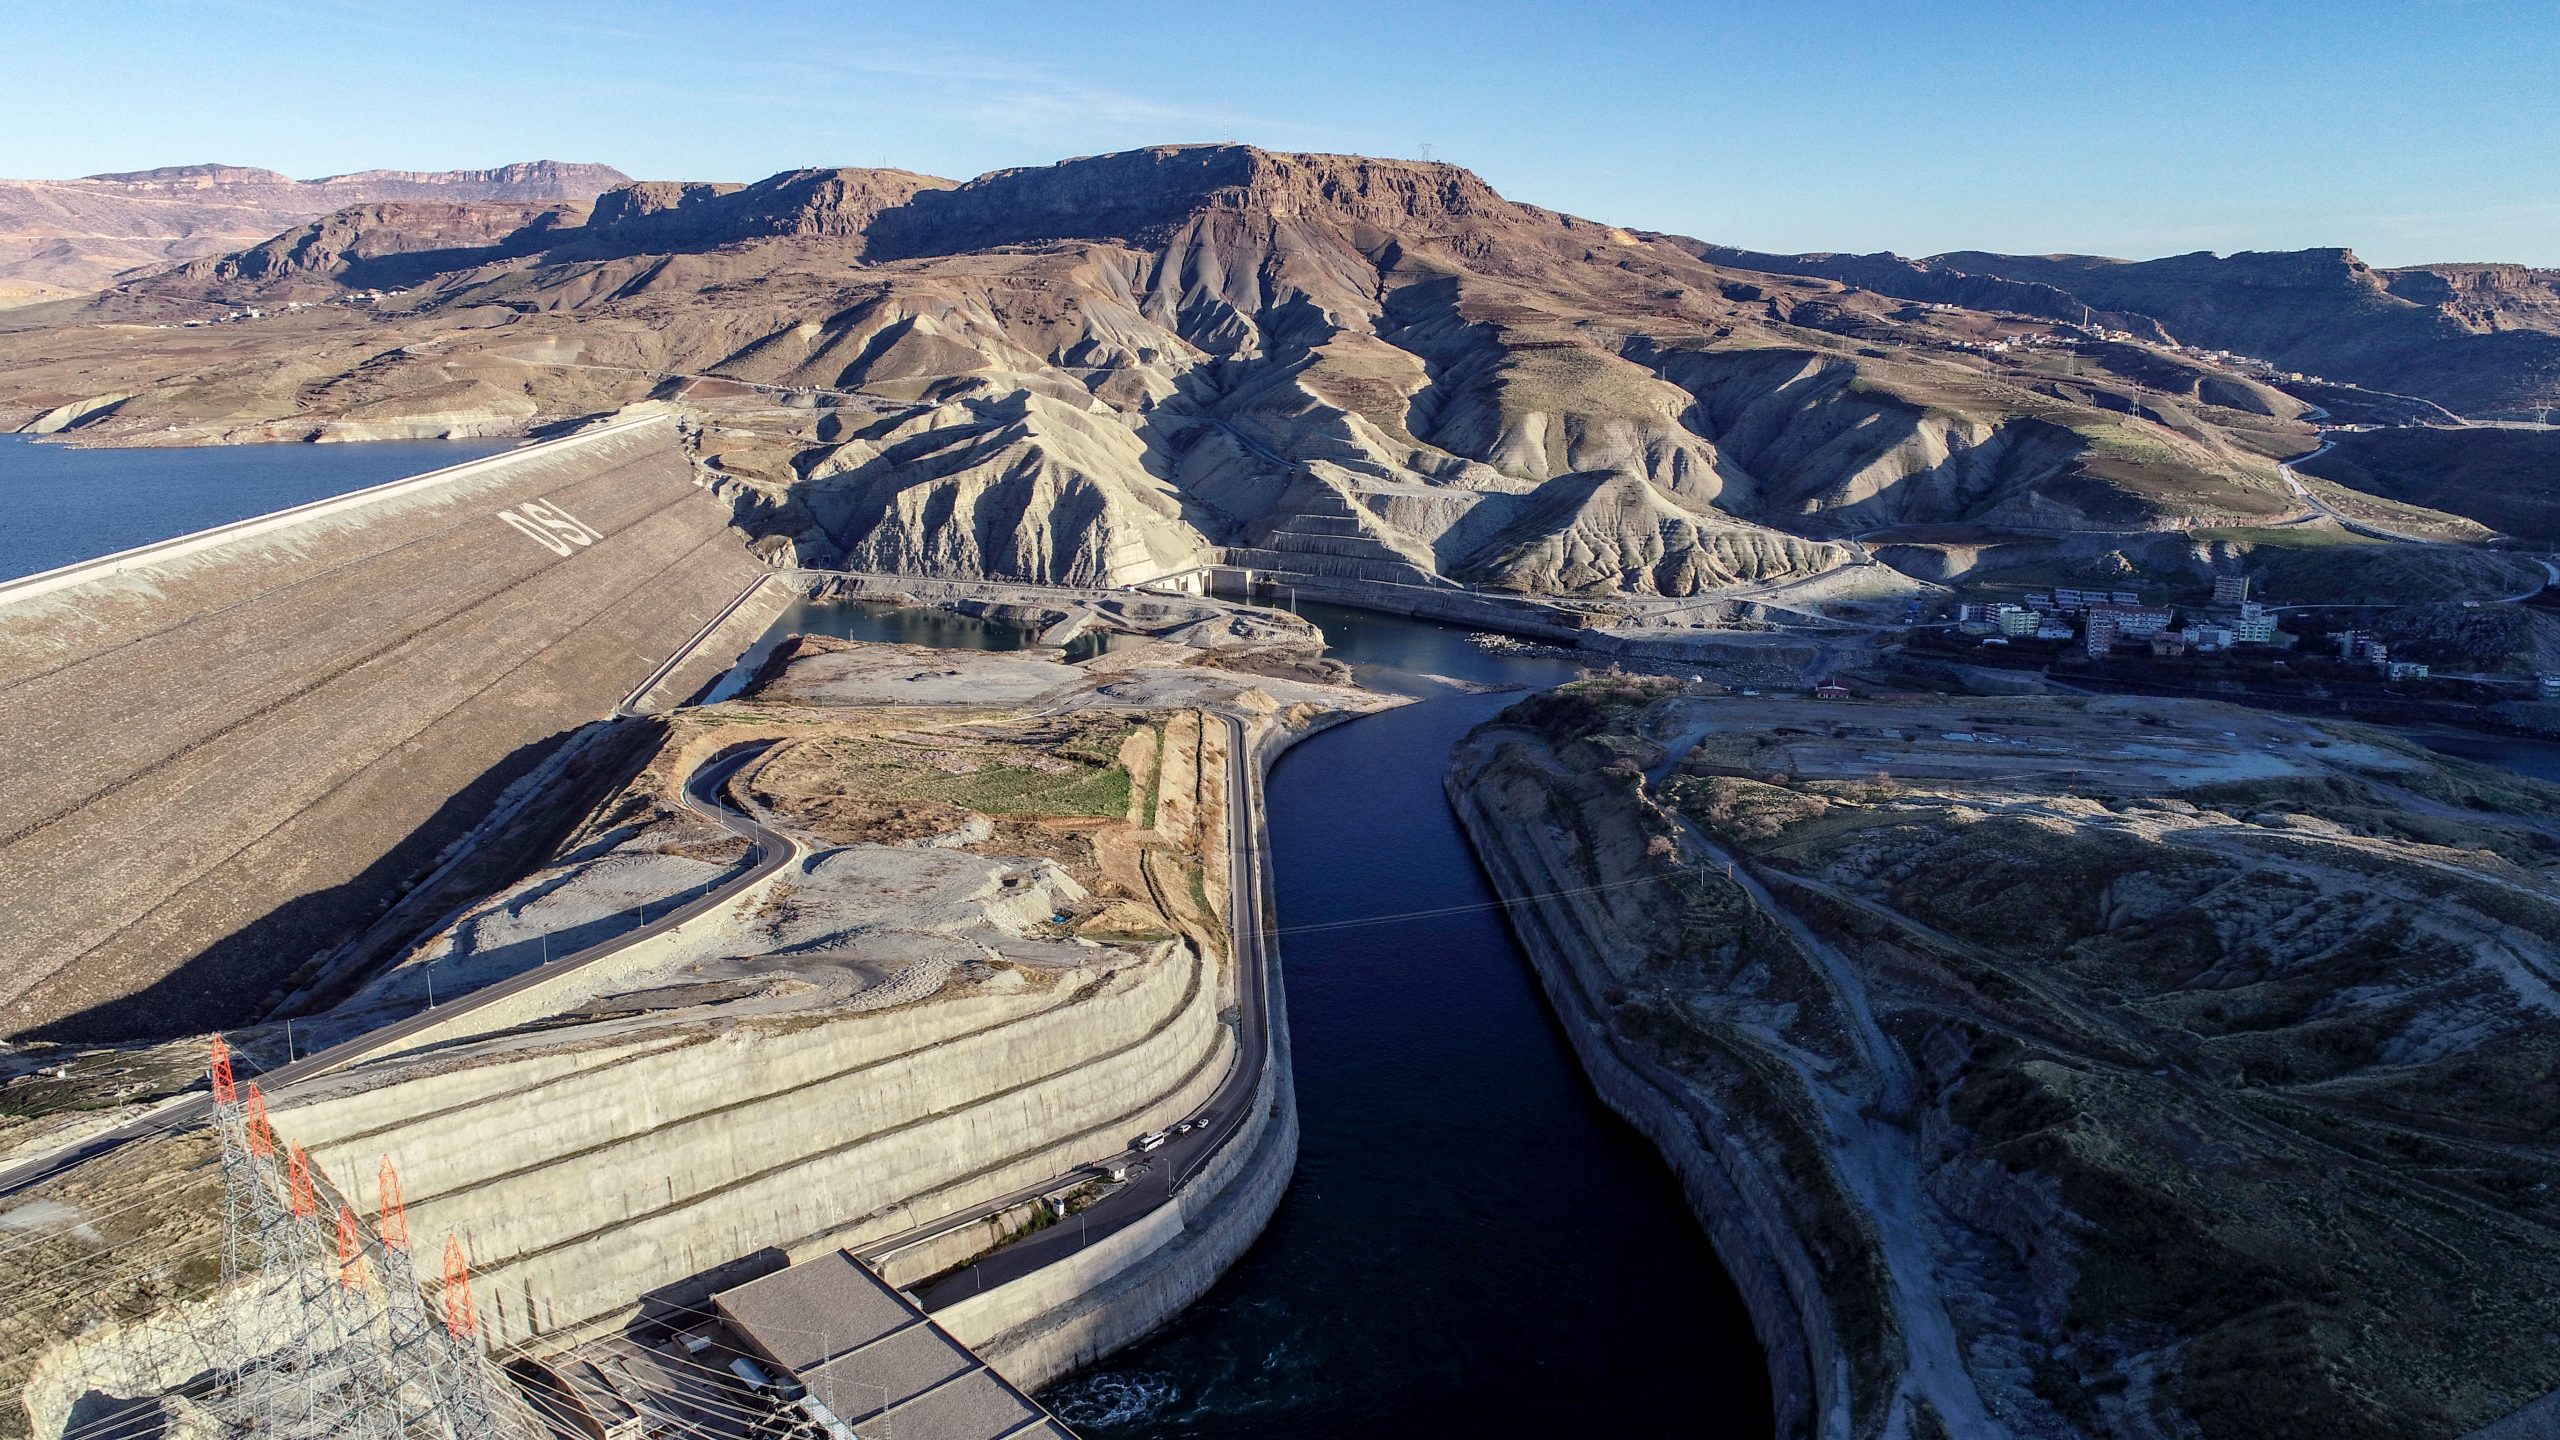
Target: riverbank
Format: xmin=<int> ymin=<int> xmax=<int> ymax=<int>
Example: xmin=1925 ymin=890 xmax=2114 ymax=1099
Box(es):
xmin=1446 ymin=679 xmax=2560 ymax=1439
xmin=1444 ymin=773 xmax=1826 ymax=1437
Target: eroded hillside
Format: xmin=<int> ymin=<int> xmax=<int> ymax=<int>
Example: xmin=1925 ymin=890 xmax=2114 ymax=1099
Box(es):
xmin=0 ymin=145 xmax=2364 ymax=599
xmin=0 ymin=161 xmax=629 ymax=307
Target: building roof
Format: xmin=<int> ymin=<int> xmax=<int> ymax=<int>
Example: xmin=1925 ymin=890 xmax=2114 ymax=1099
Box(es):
xmin=871 ymin=1369 xmax=1045 ymax=1438
xmin=801 ymin=1322 xmax=975 ymax=1420
xmin=712 ymin=1250 xmax=1073 ymax=1439
xmin=714 ymin=1250 xmax=912 ymax=1373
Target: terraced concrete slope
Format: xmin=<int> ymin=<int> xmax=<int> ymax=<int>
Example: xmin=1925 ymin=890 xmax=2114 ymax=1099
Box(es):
xmin=264 ymin=637 xmax=1343 ymax=1375
xmin=0 ymin=413 xmax=764 ymax=1041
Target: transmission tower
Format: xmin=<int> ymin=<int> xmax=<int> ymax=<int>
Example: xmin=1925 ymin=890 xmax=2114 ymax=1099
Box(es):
xmin=189 ymin=1039 xmax=536 ymax=1440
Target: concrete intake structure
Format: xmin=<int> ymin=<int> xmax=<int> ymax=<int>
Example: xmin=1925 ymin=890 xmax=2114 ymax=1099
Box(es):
xmin=0 ymin=411 xmax=780 ymax=1041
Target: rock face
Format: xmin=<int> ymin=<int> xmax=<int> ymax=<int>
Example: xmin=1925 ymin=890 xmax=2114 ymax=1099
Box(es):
xmin=575 ymin=166 xmax=954 ymax=251
xmin=0 ymin=159 xmax=629 ymax=303
xmin=0 ymin=143 xmax=2430 ymax=595
xmin=155 ymin=201 xmax=591 ymax=298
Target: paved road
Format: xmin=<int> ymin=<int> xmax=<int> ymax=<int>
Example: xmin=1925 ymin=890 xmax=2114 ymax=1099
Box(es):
xmin=0 ymin=744 xmax=796 ymax=1199
xmin=2279 ymin=438 xmax=2456 ymax=544
xmin=887 ymin=711 xmax=1276 ymax=1307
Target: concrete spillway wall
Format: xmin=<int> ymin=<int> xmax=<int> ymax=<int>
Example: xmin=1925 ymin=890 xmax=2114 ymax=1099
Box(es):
xmin=274 ymin=934 xmax=1232 ymax=1351
xmin=267 ymin=711 xmax=1317 ymax=1401
xmin=0 ymin=411 xmax=772 ymax=1041
xmin=941 ymin=953 xmax=1297 ymax=1390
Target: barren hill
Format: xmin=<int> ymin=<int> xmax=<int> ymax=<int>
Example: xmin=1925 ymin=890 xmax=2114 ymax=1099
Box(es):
xmin=0 ymin=159 xmax=629 ymax=305
xmin=20 ymin=144 xmax=2543 ymax=602
xmin=1703 ymin=242 xmax=2560 ymax=421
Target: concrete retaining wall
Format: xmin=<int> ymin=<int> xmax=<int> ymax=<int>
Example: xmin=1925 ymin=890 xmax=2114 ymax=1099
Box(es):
xmin=953 ymin=982 xmax=1298 ymax=1391
xmin=277 ymin=936 xmax=1230 ymax=1348
xmin=623 ymin=571 xmax=798 ymax=716
xmin=271 ymin=678 xmax=1329 ymax=1396
xmin=927 ymin=711 xmax=1327 ymax=1392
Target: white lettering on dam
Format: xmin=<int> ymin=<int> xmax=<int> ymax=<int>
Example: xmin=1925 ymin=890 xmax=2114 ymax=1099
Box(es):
xmin=495 ymin=500 xmax=604 ymax=556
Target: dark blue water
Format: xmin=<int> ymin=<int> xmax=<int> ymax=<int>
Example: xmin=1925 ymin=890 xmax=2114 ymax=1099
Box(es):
xmin=1048 ymin=602 xmax=1772 ymax=1437
xmin=713 ymin=599 xmax=1035 ymax=697
xmin=0 ymin=433 xmax=514 ymax=581
xmin=706 ymin=599 xmax=1144 ymax=702
xmin=2415 ymin=729 xmax=2560 ymax=783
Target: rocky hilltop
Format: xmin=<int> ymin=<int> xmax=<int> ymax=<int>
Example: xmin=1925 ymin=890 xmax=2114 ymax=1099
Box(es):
xmin=0 ymin=159 xmax=628 ymax=304
xmin=14 ymin=144 xmax=2559 ymax=603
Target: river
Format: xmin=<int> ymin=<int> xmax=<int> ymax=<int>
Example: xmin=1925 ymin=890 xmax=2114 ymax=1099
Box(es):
xmin=0 ymin=433 xmax=514 ymax=582
xmin=1043 ymin=602 xmax=1771 ymax=1437
xmin=2411 ymin=728 xmax=2560 ymax=783
xmin=712 ymin=593 xmax=1777 ymax=1433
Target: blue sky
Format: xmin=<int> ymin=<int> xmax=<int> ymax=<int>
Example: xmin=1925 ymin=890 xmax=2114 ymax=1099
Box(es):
xmin=8 ymin=0 xmax=2555 ymax=266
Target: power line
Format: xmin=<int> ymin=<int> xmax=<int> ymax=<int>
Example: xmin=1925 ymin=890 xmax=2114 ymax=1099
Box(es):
xmin=1245 ymin=869 xmax=1670 ymax=939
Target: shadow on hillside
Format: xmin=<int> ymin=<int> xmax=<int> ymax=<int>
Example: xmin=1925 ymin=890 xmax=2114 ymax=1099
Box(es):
xmin=19 ymin=717 xmax=665 ymax=1048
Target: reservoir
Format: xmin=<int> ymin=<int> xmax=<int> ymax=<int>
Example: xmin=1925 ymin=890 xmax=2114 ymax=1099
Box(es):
xmin=0 ymin=433 xmax=514 ymax=582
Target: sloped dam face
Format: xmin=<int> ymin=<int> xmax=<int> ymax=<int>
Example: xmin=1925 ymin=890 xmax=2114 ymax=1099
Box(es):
xmin=0 ymin=416 xmax=765 ymax=1042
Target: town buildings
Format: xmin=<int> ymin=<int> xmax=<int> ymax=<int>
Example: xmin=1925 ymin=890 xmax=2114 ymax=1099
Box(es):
xmin=2084 ymin=603 xmax=2175 ymax=656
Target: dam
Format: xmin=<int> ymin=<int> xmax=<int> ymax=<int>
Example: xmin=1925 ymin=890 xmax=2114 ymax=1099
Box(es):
xmin=0 ymin=410 xmax=785 ymax=1041
xmin=2 ymin=432 xmax=1762 ymax=1439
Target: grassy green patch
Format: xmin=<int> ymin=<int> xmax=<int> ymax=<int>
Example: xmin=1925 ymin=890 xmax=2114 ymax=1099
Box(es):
xmin=908 ymin=759 xmax=1132 ymax=819
xmin=1143 ymin=721 xmax=1167 ymax=829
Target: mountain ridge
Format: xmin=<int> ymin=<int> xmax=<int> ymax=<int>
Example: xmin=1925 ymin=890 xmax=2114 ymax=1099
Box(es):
xmin=4 ymin=143 xmax=2541 ymax=612
xmin=1719 ymin=242 xmax=2560 ymax=419
xmin=0 ymin=160 xmax=630 ymax=304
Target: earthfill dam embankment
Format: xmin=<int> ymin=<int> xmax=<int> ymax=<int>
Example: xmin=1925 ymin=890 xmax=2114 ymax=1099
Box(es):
xmin=0 ymin=412 xmax=780 ymax=1041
